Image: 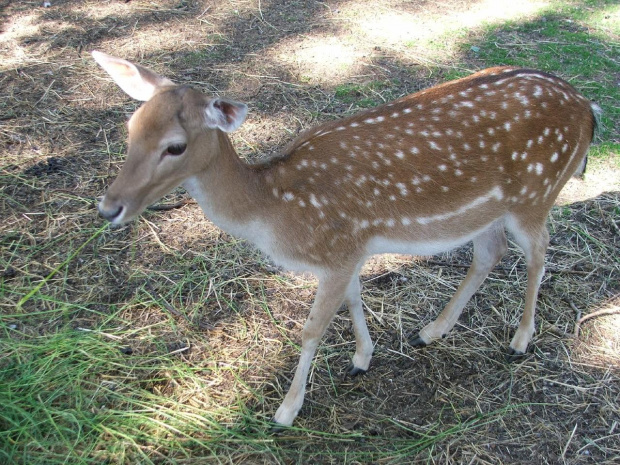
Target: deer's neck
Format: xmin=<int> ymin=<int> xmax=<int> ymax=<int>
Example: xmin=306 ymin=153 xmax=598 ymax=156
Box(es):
xmin=182 ymin=131 xmax=271 ymax=240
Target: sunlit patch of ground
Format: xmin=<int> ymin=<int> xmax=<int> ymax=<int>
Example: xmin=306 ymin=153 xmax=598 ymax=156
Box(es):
xmin=557 ymin=157 xmax=620 ymax=205
xmin=263 ymin=0 xmax=551 ymax=83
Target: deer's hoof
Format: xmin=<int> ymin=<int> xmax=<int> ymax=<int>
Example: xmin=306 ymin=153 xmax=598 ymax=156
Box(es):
xmin=268 ymin=419 xmax=289 ymax=434
xmin=346 ymin=363 xmax=367 ymax=377
xmin=505 ymin=347 xmax=526 ymax=363
xmin=409 ymin=335 xmax=428 ymax=347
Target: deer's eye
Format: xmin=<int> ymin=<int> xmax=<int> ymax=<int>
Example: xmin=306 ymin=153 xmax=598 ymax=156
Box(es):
xmin=164 ymin=143 xmax=187 ymax=157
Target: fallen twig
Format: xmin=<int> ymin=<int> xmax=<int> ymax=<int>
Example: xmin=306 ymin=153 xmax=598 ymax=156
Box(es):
xmin=574 ymin=305 xmax=620 ymax=338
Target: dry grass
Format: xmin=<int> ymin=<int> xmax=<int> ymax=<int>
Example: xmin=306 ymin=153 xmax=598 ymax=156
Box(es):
xmin=1 ymin=0 xmax=619 ymax=464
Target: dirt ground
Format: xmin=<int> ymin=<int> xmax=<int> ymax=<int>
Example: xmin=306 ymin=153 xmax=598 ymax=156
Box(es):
xmin=1 ymin=1 xmax=619 ymax=464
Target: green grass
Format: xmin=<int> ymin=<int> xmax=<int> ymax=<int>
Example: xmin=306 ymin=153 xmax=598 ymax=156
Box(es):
xmin=1 ymin=323 xmax=236 ymax=463
xmin=333 ymin=80 xmax=403 ymax=109
xmin=0 ymin=319 xmax=528 ymax=463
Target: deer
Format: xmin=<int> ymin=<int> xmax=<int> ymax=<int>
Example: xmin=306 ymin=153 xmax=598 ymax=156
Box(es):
xmin=92 ymin=50 xmax=598 ymax=427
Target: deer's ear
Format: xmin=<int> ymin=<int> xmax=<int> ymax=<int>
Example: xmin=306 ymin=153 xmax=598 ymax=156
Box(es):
xmin=204 ymin=98 xmax=248 ymax=132
xmin=92 ymin=51 xmax=174 ymax=101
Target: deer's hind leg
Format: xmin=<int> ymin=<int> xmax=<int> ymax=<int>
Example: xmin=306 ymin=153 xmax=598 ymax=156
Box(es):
xmin=504 ymin=214 xmax=549 ymax=360
xmin=410 ymin=221 xmax=508 ymax=346
xmin=345 ymin=276 xmax=373 ymax=376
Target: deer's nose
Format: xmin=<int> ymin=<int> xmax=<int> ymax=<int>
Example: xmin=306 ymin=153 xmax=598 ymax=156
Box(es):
xmin=98 ymin=203 xmax=124 ymax=223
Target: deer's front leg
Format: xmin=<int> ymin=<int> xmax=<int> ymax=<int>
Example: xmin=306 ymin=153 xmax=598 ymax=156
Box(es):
xmin=272 ymin=275 xmax=350 ymax=427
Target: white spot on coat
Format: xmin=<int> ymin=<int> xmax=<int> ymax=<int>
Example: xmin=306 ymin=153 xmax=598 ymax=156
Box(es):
xmin=309 ymin=194 xmax=321 ymax=208
xmin=535 ymin=163 xmax=544 ymax=175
